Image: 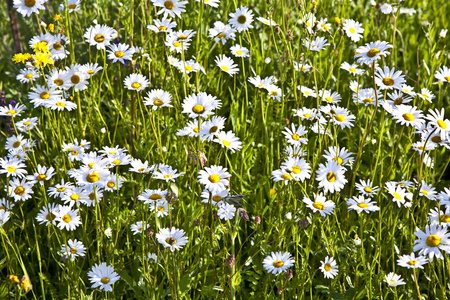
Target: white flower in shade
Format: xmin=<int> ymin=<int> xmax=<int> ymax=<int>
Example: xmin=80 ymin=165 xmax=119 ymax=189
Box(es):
xmin=61 ymin=239 xmax=86 ymax=261
xmin=375 ymin=66 xmax=406 ymax=90
xmin=214 ymin=130 xmax=242 ymax=153
xmin=198 ymin=165 xmax=230 ymax=193
xmin=428 ymin=207 xmax=450 ymax=228
xmin=131 ymin=221 xmax=149 ymax=235
xmin=262 ymin=252 xmax=295 ymax=275
xmin=0 ymin=198 xmax=14 ymax=212
xmin=386 ymin=183 xmax=409 ymax=208
xmin=280 ymin=157 xmax=311 ymax=182
xmin=392 ymin=105 xmax=425 ymax=128
xmin=16 ymin=68 xmax=39 ymax=83
xmin=380 ymin=3 xmax=393 ymax=14
xmin=65 ymin=0 xmax=81 ymax=12
xmin=347 ymin=195 xmax=380 ymax=214
xmin=177 ymin=59 xmax=201 ymax=74
xmin=303 ymin=193 xmax=335 ymax=217
xmin=199 ymin=116 xmax=226 ymax=141
xmin=36 ymin=203 xmax=59 ymax=226
xmin=215 ymin=55 xmax=239 ymax=76
xmin=153 ymin=165 xmax=184 ymax=182
xmin=293 ymin=61 xmax=311 ymax=73
xmin=425 ymin=108 xmax=450 ymax=141
xmin=316 ymin=161 xmax=347 ymax=193
xmin=144 ymin=89 xmax=172 ymax=110
xmin=355 ymin=179 xmax=379 ymax=198
xmin=323 ymin=146 xmax=354 ymax=168
xmin=439 ymin=29 xmax=448 ymax=38
xmin=0 ymin=210 xmax=11 ymax=226
xmin=397 ymin=253 xmax=428 ymax=269
xmin=156 ymin=227 xmax=189 ymax=252
xmin=129 ymin=159 xmax=152 ymax=174
xmin=341 ymin=61 xmax=364 ymax=76
xmin=107 ymin=43 xmax=134 ymax=64
xmin=282 ymin=124 xmax=308 ymax=146
xmin=105 ymin=227 xmax=112 ymax=238
xmin=434 ymin=66 xmax=450 ymax=83
xmin=413 ymin=224 xmax=450 ymax=261
xmin=55 ymin=205 xmax=81 ymax=231
xmin=265 ymin=85 xmax=282 ymax=101
xmin=385 ymin=273 xmax=405 ymax=287
xmin=182 ymin=92 xmax=220 ymax=119
xmin=124 ymin=74 xmax=150 ymax=91
xmin=320 ymin=256 xmax=338 ymax=279
xmin=332 ymin=107 xmax=356 ymax=129
xmin=298 ymin=86 xmax=317 ymax=98
xmin=229 ymin=6 xmax=254 ymax=32
xmin=201 ymin=189 xmax=229 ymax=206
xmin=217 ymin=203 xmax=236 ymax=220
xmin=151 ymin=0 xmax=187 ymax=18
xmin=354 ymin=41 xmax=392 ymax=65
xmin=343 ymin=19 xmax=364 ymax=42
xmin=257 ymin=17 xmax=277 ymax=26
xmin=147 ymin=253 xmax=158 ymax=262
xmin=88 ymin=263 xmax=120 ymax=292
xmin=386 ymin=90 xmax=413 ymax=107
xmin=147 ymin=17 xmax=177 ymax=33
xmin=399 ymin=7 xmax=416 ymax=15
xmin=14 ymin=0 xmax=46 ymax=17
xmin=304 ymin=36 xmax=329 ymax=52
xmin=208 ymin=21 xmax=236 ymax=44
xmin=419 ymin=180 xmax=437 ymax=200
xmin=84 ymin=24 xmax=117 ymax=50
xmin=418 ymin=88 xmax=435 ymax=103
xmin=0 ymin=158 xmax=28 ymax=178
xmin=284 ymin=145 xmax=307 ymax=158
xmin=9 ymin=178 xmax=34 ymax=202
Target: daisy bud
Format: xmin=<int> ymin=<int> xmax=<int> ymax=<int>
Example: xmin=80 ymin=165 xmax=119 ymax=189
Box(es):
xmin=298 ymin=219 xmax=309 ymax=228
xmin=238 ymin=208 xmax=250 ymax=221
xmin=224 ymin=254 xmax=236 ymax=268
xmin=285 ymin=212 xmax=292 ymax=220
xmin=354 ymin=235 xmax=362 ymax=247
xmin=285 ymin=269 xmax=294 ymax=281
xmin=255 ymin=216 xmax=261 ymax=224
xmin=92 ymin=19 xmax=98 ymax=25
xmin=166 ymin=190 xmax=178 ymax=203
xmin=275 ymin=25 xmax=281 ymax=34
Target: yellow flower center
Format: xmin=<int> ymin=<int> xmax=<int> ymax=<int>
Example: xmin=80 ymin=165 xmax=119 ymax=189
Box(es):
xmin=236 ymin=50 xmax=243 ymax=55
xmin=367 ymin=48 xmax=380 ymax=58
xmin=392 ymin=192 xmax=401 ymax=200
xmin=94 ymin=34 xmax=105 ymax=42
xmin=349 ymin=67 xmax=356 ymax=73
xmin=334 ymin=115 xmax=345 ymax=122
xmin=25 ymin=73 xmax=33 ymax=79
xmin=37 ymin=174 xmax=47 ymax=181
xmin=70 ymin=247 xmax=78 ymax=254
xmin=324 ymin=263 xmax=332 ymax=272
xmin=237 ymin=15 xmax=247 ymax=24
xmin=86 ymin=173 xmax=100 ymax=183
xmin=14 ymin=186 xmax=25 ymax=196
xmin=407 ymin=260 xmax=418 ymax=266
xmin=131 ymin=82 xmax=141 ymax=89
xmin=24 ymin=121 xmax=31 ymax=125
xmin=325 ymin=97 xmax=333 ymax=102
xmin=313 ymin=202 xmax=325 ymax=210
xmin=164 ymin=1 xmax=174 ymax=9
xmin=71 ymin=75 xmax=80 ymax=84
xmin=177 ymin=35 xmax=187 ymax=41
xmin=57 ymin=187 xmax=66 ymax=192
xmin=107 ymin=182 xmax=115 ymax=188
xmin=326 ymin=172 xmax=336 ymax=182
xmin=185 ymin=65 xmax=193 ymax=71
xmin=54 ymin=79 xmax=64 ymax=86
xmin=13 ymin=141 xmax=21 ymax=148
xmin=87 ymin=162 xmax=96 ymax=168
xmin=153 ymin=99 xmax=164 ymax=106
xmin=46 ymin=212 xmax=56 ymax=221
xmin=364 ymin=187 xmax=372 ymax=193
xmin=7 ymin=166 xmax=15 ymax=172
xmin=112 ymin=160 xmax=121 ymax=165
xmin=303 ymin=114 xmax=311 ymax=118
xmin=349 ymin=28 xmax=355 ymax=34
xmin=115 ymin=51 xmax=125 ymax=58
xmin=209 ymin=126 xmax=218 ymax=133
xmin=68 ymin=4 xmax=77 ymax=9
xmin=421 ymin=189 xmax=428 ymax=196
xmin=382 ymin=77 xmax=395 ymax=86
xmin=440 ymin=214 xmax=450 ymax=223
xmin=273 ymin=260 xmax=284 ymax=268
xmin=333 ymin=157 xmax=343 ymax=165
xmin=217 ymin=33 xmax=226 ymax=38
xmin=212 ymin=195 xmax=222 ymax=202
xmin=425 ymin=235 xmax=441 ymax=247
xmin=223 ymin=140 xmax=231 ymax=147
xmin=444 ymin=76 xmax=450 ymax=82
xmin=149 ymin=194 xmax=162 ymax=200
xmin=394 ymin=98 xmax=403 ymax=105
xmin=271 ymin=91 xmax=278 ymax=96
xmin=363 ymin=98 xmax=373 ymax=104
xmin=173 ymin=41 xmax=181 ymax=47
xmin=292 ymin=134 xmax=300 ymax=141
xmin=53 ymin=42 xmax=62 ymax=50
xmin=40 ymin=91 xmax=50 ymax=99
xmin=163 ymin=174 xmax=172 ymax=179
xmin=357 ymin=203 xmax=369 ymax=208
xmin=208 ymin=174 xmax=220 ymax=183
xmin=292 ymin=165 xmax=301 ymax=174
xmin=70 ymin=194 xmax=79 ymax=201
xmin=158 ymin=25 xmax=167 ymax=31
xmin=402 ymin=113 xmax=415 ymax=121
xmin=101 ymin=277 xmax=110 ymax=284
xmin=281 ymin=173 xmax=291 ymax=180
xmin=25 ymin=0 xmax=35 ymax=7
xmin=437 ymin=120 xmax=447 ymax=129
xmin=431 ymin=136 xmax=442 ymax=143
xmin=192 ymin=104 xmax=205 ymax=114
xmin=62 ymin=214 xmax=72 ymax=223
xmin=221 ymin=66 xmax=229 ymax=71
xmin=157 ymin=206 xmax=165 ymax=212
xmin=193 ymin=127 xmax=199 ymax=133
xmin=56 ymin=102 xmax=65 ymax=107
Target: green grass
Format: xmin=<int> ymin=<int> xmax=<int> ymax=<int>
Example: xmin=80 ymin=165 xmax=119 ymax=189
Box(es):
xmin=0 ymin=0 xmax=450 ymax=299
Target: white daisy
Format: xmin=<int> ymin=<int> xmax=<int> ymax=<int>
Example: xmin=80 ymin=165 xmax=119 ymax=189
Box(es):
xmin=316 ymin=160 xmax=348 ymax=193
xmin=303 ymin=193 xmax=335 ymax=217
xmin=228 ymin=6 xmax=254 ymax=32
xmin=156 ymin=227 xmax=189 ymax=252
xmin=198 ymin=165 xmax=230 ymax=193
xmin=319 ymin=256 xmax=338 ymax=279
xmin=87 ymin=262 xmax=120 ymax=292
xmin=413 ymin=224 xmax=450 ymax=261
xmin=262 ymin=252 xmax=295 ymax=275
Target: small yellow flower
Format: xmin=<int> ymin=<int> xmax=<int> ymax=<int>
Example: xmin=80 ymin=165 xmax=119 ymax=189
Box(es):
xmin=12 ymin=53 xmax=32 ymax=64
xmin=54 ymin=14 xmax=62 ymax=22
xmin=335 ymin=17 xmax=341 ymax=25
xmin=48 ymin=23 xmax=55 ymax=32
xmin=9 ymin=275 xmax=20 ymax=284
xmin=270 ymin=189 xmax=276 ymax=196
xmin=19 ymin=276 xmax=32 ymax=292
xmin=33 ymin=41 xmax=50 ymax=53
xmin=33 ymin=52 xmax=54 ymax=67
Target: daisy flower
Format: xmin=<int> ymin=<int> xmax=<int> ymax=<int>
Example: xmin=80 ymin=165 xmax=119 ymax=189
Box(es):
xmin=208 ymin=21 xmax=236 ymax=44
xmin=151 ymin=0 xmax=187 ymax=18
xmin=271 ymin=168 xmax=294 ymax=185
xmin=88 ymin=263 xmax=120 ymax=292
xmin=9 ymin=178 xmax=34 ymax=202
xmin=107 ymin=43 xmax=134 ymax=64
xmin=257 ymin=17 xmax=277 ymax=26
xmin=413 ymin=224 xmax=450 ymax=261
xmin=55 ymin=205 xmax=81 ymax=231
xmin=282 ymin=124 xmax=308 ymax=146
xmin=66 ymin=64 xmax=89 ymax=91
xmin=323 ymin=146 xmax=354 ymax=168
xmin=147 ymin=17 xmax=177 ymax=33
xmin=27 ymin=164 xmax=55 ymax=185
xmin=303 ymin=193 xmax=335 ymax=217
xmin=347 ymin=195 xmax=380 ymax=214
xmin=61 ymin=239 xmax=86 ymax=261
xmin=434 ymin=66 xmax=450 ymax=83
xmin=380 ymin=3 xmax=393 ymax=14
xmin=156 ymin=227 xmax=189 ymax=252
xmin=199 ymin=116 xmax=226 ymax=141
xmin=143 ymin=89 xmax=172 ymax=110
xmin=355 ymin=179 xmax=379 ymax=198
xmin=353 ymin=88 xmax=379 ymax=106
xmin=262 ymin=252 xmax=295 ymax=275
xmin=14 ymin=0 xmax=46 ymax=17
xmin=0 ymin=210 xmax=11 ymax=226
xmin=153 ymin=165 xmax=184 ymax=182
xmin=343 ymin=19 xmax=364 ymax=42
xmin=215 ymin=55 xmax=239 ymax=76
xmin=265 ymin=84 xmax=282 ymax=101
xmin=386 ymin=90 xmax=413 ymax=107
xmin=385 ymin=273 xmax=405 ymax=287
xmin=375 ymin=66 xmax=406 ymax=90
xmin=46 ymin=99 xmax=78 ymax=111
xmin=217 ymin=203 xmax=236 ymax=220
xmin=201 ymin=189 xmax=229 ymax=206
xmin=419 ymin=180 xmax=437 ymax=200
xmin=196 ymin=0 xmax=220 ymax=7
xmin=177 ymin=59 xmax=201 ymax=74
xmin=354 ymin=41 xmax=392 ymax=65
xmin=138 ymin=189 xmax=167 ymax=204
xmin=316 ymin=160 xmax=348 ymax=193
xmin=428 ymin=207 xmax=450 ymax=228
xmin=293 ymin=107 xmax=318 ymax=121
xmin=28 ymin=85 xmax=62 ymax=108
xmin=150 ymin=200 xmax=170 ymax=217
xmin=397 ymin=253 xmax=427 ymax=269
xmin=182 ymin=92 xmax=220 ymax=119
xmin=36 ymin=203 xmax=59 ymax=225
xmin=386 ymin=184 xmax=409 ymax=208
xmin=84 ymin=24 xmax=117 ymax=50
xmin=248 ymin=75 xmax=275 ymax=89
xmin=47 ymin=179 xmax=73 ymax=198
xmin=293 ymin=61 xmax=311 ymax=73
xmin=392 ymin=105 xmax=425 ymax=128
xmin=319 ymin=256 xmax=339 ymax=279
xmin=400 ymin=7 xmax=416 ymax=15
xmin=130 ymin=221 xmax=149 ymax=235
xmin=16 ymin=68 xmax=39 ymax=83
xmin=340 ymin=62 xmax=364 ymax=76
xmin=124 ymin=73 xmax=149 ymax=91
xmin=79 ymin=63 xmax=103 ymax=77
xmin=280 ymin=157 xmax=311 ymax=182
xmin=214 ymin=130 xmax=242 ymax=153
xmin=298 ymin=86 xmax=317 ymax=98
xmin=229 ymin=6 xmax=254 ymax=32
xmin=418 ymin=88 xmax=435 ymax=103
xmin=49 ymin=34 xmax=70 ymax=60
xmin=230 ymin=45 xmax=249 ymax=57
xmin=0 ymin=158 xmax=28 ymax=178
xmin=425 ymin=108 xmax=450 ymax=141
xmin=332 ymin=107 xmax=355 ymax=129
xmin=303 ymin=36 xmax=329 ymax=52
xmin=198 ymin=165 xmax=230 ymax=193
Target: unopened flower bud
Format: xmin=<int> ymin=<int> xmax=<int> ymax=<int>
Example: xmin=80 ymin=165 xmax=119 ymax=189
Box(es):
xmin=285 ymin=212 xmax=292 ymax=220
xmin=298 ymin=219 xmax=309 ymax=228
xmin=255 ymin=216 xmax=261 ymax=224
xmin=285 ymin=269 xmax=293 ymax=280
xmin=224 ymin=254 xmax=236 ymax=268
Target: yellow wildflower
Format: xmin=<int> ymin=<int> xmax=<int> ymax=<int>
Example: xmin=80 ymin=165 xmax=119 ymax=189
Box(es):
xmin=12 ymin=53 xmax=32 ymax=64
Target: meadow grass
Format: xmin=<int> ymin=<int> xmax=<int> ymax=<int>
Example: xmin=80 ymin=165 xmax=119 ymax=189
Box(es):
xmin=0 ymin=0 xmax=450 ymax=299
